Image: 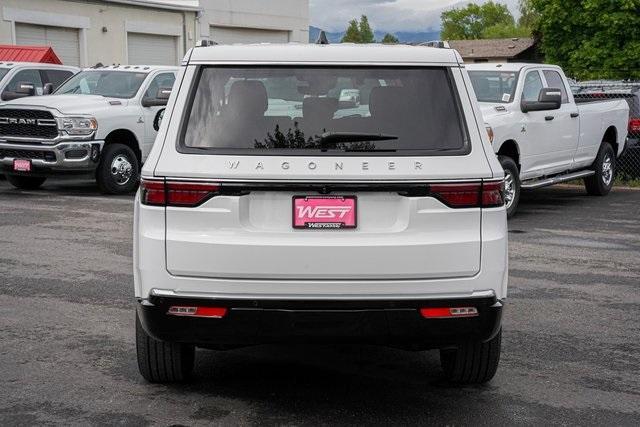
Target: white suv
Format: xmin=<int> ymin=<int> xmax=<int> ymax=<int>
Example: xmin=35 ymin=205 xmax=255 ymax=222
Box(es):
xmin=134 ymin=43 xmax=508 ymax=385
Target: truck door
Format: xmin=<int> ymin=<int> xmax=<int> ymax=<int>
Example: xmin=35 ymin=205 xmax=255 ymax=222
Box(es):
xmin=520 ymin=69 xmax=575 ymax=176
xmin=542 ymin=69 xmax=579 ymax=172
xmin=140 ymin=71 xmax=176 ymax=158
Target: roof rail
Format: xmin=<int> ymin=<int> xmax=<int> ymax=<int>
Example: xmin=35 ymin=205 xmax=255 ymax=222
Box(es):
xmin=196 ymin=39 xmax=218 ymax=47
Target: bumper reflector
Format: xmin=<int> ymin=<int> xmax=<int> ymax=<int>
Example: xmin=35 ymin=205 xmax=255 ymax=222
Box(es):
xmin=167 ymin=306 xmax=228 ymax=318
xmin=420 ymin=307 xmax=478 ymax=319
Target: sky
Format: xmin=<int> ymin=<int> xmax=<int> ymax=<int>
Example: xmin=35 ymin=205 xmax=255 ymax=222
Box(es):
xmin=309 ymin=0 xmax=519 ymax=33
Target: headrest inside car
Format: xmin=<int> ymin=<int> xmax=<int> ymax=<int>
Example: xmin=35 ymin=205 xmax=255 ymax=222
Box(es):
xmin=227 ymin=80 xmax=268 ymax=116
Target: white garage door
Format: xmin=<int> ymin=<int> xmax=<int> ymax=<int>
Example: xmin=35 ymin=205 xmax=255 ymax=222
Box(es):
xmin=15 ymin=23 xmax=80 ymax=66
xmin=210 ymin=26 xmax=290 ymax=44
xmin=127 ymin=33 xmax=178 ymax=65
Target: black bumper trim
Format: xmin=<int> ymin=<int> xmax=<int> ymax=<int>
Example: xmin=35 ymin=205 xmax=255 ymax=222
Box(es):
xmin=137 ymin=296 xmax=503 ymax=350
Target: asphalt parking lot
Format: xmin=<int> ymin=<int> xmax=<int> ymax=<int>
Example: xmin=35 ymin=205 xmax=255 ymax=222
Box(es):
xmin=1 ymin=177 xmax=639 ymax=426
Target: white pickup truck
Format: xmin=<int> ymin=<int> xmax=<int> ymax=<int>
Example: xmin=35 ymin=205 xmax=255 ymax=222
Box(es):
xmin=467 ymin=63 xmax=629 ymax=216
xmin=0 ymin=61 xmax=78 ymax=101
xmin=0 ymin=65 xmax=176 ymax=193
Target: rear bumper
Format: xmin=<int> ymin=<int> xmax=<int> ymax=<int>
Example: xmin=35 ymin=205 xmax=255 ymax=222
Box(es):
xmin=137 ymin=295 xmax=503 ymax=350
xmin=0 ymin=140 xmax=104 ymax=175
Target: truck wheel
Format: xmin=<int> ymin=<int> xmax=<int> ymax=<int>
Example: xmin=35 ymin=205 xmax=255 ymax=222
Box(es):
xmin=136 ymin=312 xmax=195 ymax=383
xmin=584 ymin=142 xmax=615 ymax=196
xmin=96 ymin=143 xmax=140 ymax=194
xmin=498 ymin=156 xmax=520 ymax=218
xmin=5 ymin=174 xmax=47 ymax=190
xmin=439 ymin=328 xmax=501 ymax=384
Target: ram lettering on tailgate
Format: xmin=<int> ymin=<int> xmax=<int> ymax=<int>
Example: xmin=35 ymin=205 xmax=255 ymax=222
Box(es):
xmin=293 ymin=196 xmax=357 ymax=229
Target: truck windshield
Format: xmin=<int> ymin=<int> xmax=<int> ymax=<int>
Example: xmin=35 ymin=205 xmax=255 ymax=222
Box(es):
xmin=0 ymin=69 xmax=9 ymax=81
xmin=181 ymin=66 xmax=469 ymax=156
xmin=55 ymin=70 xmax=148 ymax=98
xmin=468 ymin=71 xmax=518 ymax=103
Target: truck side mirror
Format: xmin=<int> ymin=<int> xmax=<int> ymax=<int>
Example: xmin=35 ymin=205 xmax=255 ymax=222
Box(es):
xmin=43 ymin=83 xmax=54 ymax=95
xmin=0 ymin=81 xmax=37 ymax=101
xmin=141 ymin=87 xmax=172 ymax=107
xmin=16 ymin=81 xmax=36 ymax=96
xmin=521 ymin=88 xmax=562 ymax=112
xmin=157 ymin=86 xmax=172 ymax=100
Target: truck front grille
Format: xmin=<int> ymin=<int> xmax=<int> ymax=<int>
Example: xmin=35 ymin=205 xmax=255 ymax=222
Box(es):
xmin=0 ymin=148 xmax=51 ymax=161
xmin=0 ymin=109 xmax=59 ymax=139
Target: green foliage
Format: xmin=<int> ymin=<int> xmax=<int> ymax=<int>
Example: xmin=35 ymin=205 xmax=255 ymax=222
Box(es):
xmin=381 ymin=33 xmax=399 ymax=44
xmin=341 ymin=19 xmax=362 ymax=43
xmin=482 ymin=23 xmax=532 ymax=39
xmin=359 ymin=15 xmax=375 ymax=43
xmin=341 ymin=15 xmax=375 ymax=43
xmin=518 ymin=0 xmax=539 ymax=30
xmin=441 ymin=1 xmax=515 ymax=40
xmin=531 ymin=0 xmax=640 ymax=79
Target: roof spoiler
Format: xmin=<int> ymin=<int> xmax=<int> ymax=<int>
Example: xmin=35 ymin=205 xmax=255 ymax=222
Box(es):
xmin=195 ymin=39 xmax=218 ymax=47
xmin=420 ymin=40 xmax=450 ymax=49
xmin=316 ymin=31 xmax=329 ymax=45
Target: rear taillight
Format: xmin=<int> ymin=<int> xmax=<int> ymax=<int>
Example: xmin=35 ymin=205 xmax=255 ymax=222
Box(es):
xmin=140 ymin=179 xmax=220 ymax=207
xmin=140 ymin=179 xmax=165 ymax=205
xmin=481 ymin=181 xmax=505 ymax=208
xmin=429 ymin=183 xmax=480 ymax=208
xmin=429 ymin=181 xmax=504 ymax=209
xmin=629 ymin=118 xmax=640 ymax=134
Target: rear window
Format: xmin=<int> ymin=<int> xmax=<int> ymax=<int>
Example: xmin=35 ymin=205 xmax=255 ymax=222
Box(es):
xmin=180 ymin=66 xmax=469 ymax=156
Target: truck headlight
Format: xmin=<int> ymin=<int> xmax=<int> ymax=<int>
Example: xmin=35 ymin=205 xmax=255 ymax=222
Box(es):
xmin=485 ymin=125 xmax=494 ymax=143
xmin=58 ymin=117 xmax=98 ymax=135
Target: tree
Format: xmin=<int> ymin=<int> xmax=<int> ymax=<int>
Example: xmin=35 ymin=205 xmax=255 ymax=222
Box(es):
xmin=531 ymin=0 xmax=640 ymax=79
xmin=341 ymin=19 xmax=361 ymax=43
xmin=341 ymin=15 xmax=376 ymax=43
xmin=359 ymin=15 xmax=375 ymax=43
xmin=381 ymin=33 xmax=399 ymax=44
xmin=518 ymin=0 xmax=539 ymax=31
xmin=441 ymin=1 xmax=515 ymax=40
xmin=482 ymin=23 xmax=532 ymax=39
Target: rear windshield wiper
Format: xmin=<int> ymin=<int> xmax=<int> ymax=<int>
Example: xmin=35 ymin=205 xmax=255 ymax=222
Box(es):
xmin=318 ymin=132 xmax=398 ymax=151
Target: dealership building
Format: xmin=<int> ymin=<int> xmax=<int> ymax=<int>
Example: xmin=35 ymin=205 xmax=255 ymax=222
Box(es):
xmin=0 ymin=0 xmax=309 ymax=67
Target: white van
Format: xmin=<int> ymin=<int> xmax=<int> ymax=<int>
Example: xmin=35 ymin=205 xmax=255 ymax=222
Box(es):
xmin=133 ymin=43 xmax=508 ymax=385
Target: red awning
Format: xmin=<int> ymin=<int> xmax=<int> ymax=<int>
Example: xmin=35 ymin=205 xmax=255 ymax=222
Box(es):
xmin=0 ymin=45 xmax=62 ymax=64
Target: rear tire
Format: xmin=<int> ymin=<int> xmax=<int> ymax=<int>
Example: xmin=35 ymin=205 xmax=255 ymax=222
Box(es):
xmin=5 ymin=174 xmax=46 ymax=190
xmin=498 ymin=156 xmax=520 ymax=218
xmin=96 ymin=143 xmax=140 ymax=194
xmin=136 ymin=312 xmax=195 ymax=383
xmin=439 ymin=328 xmax=502 ymax=384
xmin=584 ymin=142 xmax=615 ymax=196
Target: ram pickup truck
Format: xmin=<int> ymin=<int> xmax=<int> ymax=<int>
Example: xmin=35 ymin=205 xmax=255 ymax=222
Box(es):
xmin=467 ymin=63 xmax=629 ymax=217
xmin=134 ymin=42 xmax=507 ymax=385
xmin=0 ymin=65 xmax=176 ymax=193
xmin=0 ymin=61 xmax=79 ymax=102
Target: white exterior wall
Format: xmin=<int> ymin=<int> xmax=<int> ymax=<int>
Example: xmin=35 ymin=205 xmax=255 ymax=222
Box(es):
xmin=0 ymin=0 xmax=198 ymax=67
xmin=200 ymin=0 xmax=309 ymax=43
